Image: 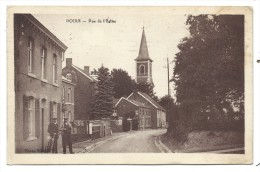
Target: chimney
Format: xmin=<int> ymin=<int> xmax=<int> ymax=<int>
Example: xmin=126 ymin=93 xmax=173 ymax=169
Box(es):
xmin=84 ymin=66 xmax=89 ymax=75
xmin=66 ymin=58 xmax=72 ymax=67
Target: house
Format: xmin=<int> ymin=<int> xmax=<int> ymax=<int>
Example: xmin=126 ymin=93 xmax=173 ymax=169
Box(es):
xmin=114 ymin=91 xmax=166 ymax=130
xmin=62 ymin=58 xmax=97 ymax=121
xmin=14 ymin=14 xmax=67 ymax=153
xmin=62 ymin=76 xmax=75 ymax=125
xmin=114 ymin=97 xmax=151 ymax=131
xmin=127 ymin=91 xmax=166 ymax=129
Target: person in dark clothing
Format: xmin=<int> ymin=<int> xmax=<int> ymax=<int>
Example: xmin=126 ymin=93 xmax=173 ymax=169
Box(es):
xmin=47 ymin=117 xmax=59 ymax=153
xmin=60 ymin=117 xmax=73 ymax=154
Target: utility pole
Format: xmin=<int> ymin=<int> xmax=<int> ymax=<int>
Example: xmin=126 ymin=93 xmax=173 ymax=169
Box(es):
xmin=167 ymin=57 xmax=170 ymax=96
xmin=163 ymin=56 xmax=171 ymax=96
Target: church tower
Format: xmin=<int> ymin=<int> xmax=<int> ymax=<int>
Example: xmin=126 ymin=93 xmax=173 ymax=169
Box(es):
xmin=135 ymin=27 xmax=153 ymax=85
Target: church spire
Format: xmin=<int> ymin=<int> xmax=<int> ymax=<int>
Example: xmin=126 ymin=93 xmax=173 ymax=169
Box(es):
xmin=135 ymin=27 xmax=153 ymax=62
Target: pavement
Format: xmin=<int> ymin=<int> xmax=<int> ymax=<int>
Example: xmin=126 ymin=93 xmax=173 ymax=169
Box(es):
xmin=56 ymin=129 xmax=243 ymax=154
xmin=70 ymin=129 xmax=167 ymax=153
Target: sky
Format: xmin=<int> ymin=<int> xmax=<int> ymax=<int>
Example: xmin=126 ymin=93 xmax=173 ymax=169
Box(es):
xmin=34 ymin=7 xmax=189 ymax=98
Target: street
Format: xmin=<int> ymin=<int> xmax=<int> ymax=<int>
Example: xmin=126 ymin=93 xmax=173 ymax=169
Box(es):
xmin=84 ymin=129 xmax=167 ymax=153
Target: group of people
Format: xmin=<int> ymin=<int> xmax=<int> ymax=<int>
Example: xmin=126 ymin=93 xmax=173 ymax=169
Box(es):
xmin=47 ymin=117 xmax=74 ymax=154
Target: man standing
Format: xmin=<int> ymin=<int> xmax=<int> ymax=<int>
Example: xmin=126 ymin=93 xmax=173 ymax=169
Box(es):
xmin=60 ymin=117 xmax=73 ymax=154
xmin=47 ymin=117 xmax=59 ymax=153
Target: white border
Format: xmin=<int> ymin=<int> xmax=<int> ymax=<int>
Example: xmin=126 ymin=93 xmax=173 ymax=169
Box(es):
xmin=1 ymin=0 xmax=259 ymax=172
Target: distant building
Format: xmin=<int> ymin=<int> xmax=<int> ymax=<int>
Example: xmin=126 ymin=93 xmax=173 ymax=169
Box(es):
xmin=135 ymin=28 xmax=153 ymax=85
xmin=62 ymin=58 xmax=97 ymax=121
xmin=115 ymin=97 xmax=151 ymax=130
xmin=14 ymin=14 xmax=67 ymax=153
xmin=62 ymin=76 xmax=75 ymax=123
xmin=115 ymin=91 xmax=166 ymax=130
xmin=128 ymin=91 xmax=166 ymax=129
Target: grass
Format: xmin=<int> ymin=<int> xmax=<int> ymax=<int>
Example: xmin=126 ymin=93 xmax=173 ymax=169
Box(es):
xmin=161 ymin=130 xmax=244 ymax=153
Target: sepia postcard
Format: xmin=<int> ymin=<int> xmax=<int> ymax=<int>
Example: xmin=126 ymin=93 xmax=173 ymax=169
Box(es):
xmin=7 ymin=6 xmax=253 ymax=164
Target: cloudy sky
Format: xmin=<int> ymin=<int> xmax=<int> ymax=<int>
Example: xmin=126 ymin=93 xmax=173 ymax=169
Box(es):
xmin=34 ymin=7 xmax=189 ymax=98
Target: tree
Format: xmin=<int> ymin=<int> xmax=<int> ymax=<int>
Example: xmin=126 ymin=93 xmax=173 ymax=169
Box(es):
xmin=91 ymin=65 xmax=114 ymax=119
xmin=158 ymin=95 xmax=175 ymax=122
xmin=111 ymin=69 xmax=136 ymax=99
xmin=173 ymin=15 xmax=244 ymax=133
xmin=136 ymin=82 xmax=158 ymax=101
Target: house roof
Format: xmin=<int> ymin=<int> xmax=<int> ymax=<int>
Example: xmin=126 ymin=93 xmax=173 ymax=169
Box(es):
xmin=71 ymin=65 xmax=97 ymax=82
xmin=129 ymin=99 xmax=149 ymax=108
xmin=115 ymin=97 xmax=149 ymax=108
xmin=135 ymin=28 xmax=153 ymax=62
xmin=127 ymin=91 xmax=166 ymax=111
xmin=138 ymin=92 xmax=166 ymax=111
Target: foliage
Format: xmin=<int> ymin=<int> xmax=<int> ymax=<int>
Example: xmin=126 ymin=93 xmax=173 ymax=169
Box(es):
xmin=91 ymin=65 xmax=114 ymax=119
xmin=111 ymin=69 xmax=136 ymax=99
xmin=172 ymin=15 xmax=244 ymax=134
xmin=136 ymin=82 xmax=158 ymax=101
xmin=158 ymin=95 xmax=175 ymax=122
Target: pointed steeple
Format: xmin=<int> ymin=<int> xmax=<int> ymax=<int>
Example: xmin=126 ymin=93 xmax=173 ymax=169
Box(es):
xmin=135 ymin=27 xmax=153 ymax=62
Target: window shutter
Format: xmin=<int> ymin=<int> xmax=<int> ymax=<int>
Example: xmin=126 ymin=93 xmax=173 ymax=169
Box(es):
xmin=23 ymin=95 xmax=29 ymax=140
xmin=57 ymin=103 xmax=61 ymax=125
xmin=35 ymin=98 xmax=40 ymax=138
xmin=50 ymin=101 xmax=53 ymax=123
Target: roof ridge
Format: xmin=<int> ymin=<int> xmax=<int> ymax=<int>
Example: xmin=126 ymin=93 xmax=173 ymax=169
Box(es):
xmin=71 ymin=65 xmax=96 ymax=81
xmin=138 ymin=91 xmax=166 ymax=111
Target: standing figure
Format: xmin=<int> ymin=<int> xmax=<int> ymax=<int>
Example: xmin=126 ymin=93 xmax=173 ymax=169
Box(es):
xmin=47 ymin=117 xmax=59 ymax=153
xmin=60 ymin=117 xmax=73 ymax=154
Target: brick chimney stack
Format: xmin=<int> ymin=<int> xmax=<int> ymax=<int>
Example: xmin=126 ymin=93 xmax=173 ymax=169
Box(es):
xmin=66 ymin=58 xmax=72 ymax=67
xmin=84 ymin=66 xmax=89 ymax=75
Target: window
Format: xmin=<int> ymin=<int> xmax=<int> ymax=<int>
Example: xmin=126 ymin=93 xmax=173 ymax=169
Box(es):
xmin=67 ymin=88 xmax=72 ymax=103
xmin=68 ymin=111 xmax=72 ymax=122
xmin=23 ymin=96 xmax=38 ymax=141
xmin=139 ymin=64 xmax=145 ymax=75
xmin=41 ymin=47 xmax=47 ymax=80
xmin=62 ymin=86 xmax=65 ymax=100
xmin=53 ymin=103 xmax=57 ymax=118
xmin=53 ymin=54 xmax=57 ymax=84
xmin=28 ymin=98 xmax=35 ymax=138
xmin=28 ymin=38 xmax=34 ymax=73
xmin=66 ymin=73 xmax=72 ymax=81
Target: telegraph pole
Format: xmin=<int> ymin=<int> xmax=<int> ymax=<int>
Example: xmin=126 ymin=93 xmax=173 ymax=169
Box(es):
xmin=167 ymin=57 xmax=170 ymax=96
xmin=163 ymin=56 xmax=171 ymax=96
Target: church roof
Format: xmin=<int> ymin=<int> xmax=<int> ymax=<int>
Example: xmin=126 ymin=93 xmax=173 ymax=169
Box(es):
xmin=135 ymin=28 xmax=153 ymax=62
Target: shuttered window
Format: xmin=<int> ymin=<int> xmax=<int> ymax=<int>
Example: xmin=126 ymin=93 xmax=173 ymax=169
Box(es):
xmin=23 ymin=95 xmax=37 ymax=140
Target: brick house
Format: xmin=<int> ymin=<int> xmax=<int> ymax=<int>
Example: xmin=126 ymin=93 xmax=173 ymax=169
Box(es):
xmin=62 ymin=76 xmax=75 ymax=124
xmin=62 ymin=58 xmax=97 ymax=121
xmin=115 ymin=97 xmax=152 ymax=130
xmin=127 ymin=91 xmax=166 ymax=129
xmin=115 ymin=91 xmax=166 ymax=130
xmin=14 ymin=14 xmax=67 ymax=153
